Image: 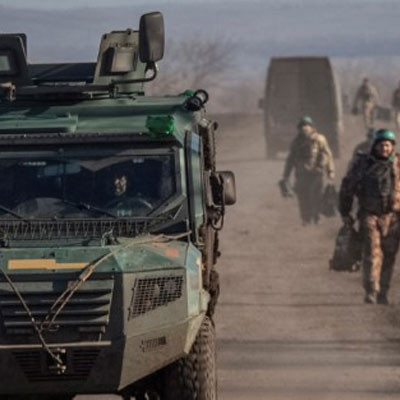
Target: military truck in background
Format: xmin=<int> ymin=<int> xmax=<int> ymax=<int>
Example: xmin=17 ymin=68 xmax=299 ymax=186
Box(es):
xmin=0 ymin=12 xmax=235 ymax=400
xmin=260 ymin=56 xmax=343 ymax=158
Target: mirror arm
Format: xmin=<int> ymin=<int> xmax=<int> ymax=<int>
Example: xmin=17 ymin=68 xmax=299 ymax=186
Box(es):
xmin=110 ymin=62 xmax=157 ymax=86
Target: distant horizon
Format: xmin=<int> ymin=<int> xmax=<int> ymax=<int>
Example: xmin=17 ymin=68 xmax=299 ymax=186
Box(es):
xmin=0 ymin=0 xmax=397 ymax=10
xmin=0 ymin=0 xmax=399 ymax=77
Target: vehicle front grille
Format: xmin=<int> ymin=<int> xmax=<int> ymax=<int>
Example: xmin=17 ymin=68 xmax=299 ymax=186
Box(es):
xmin=0 ymin=218 xmax=169 ymax=240
xmin=13 ymin=348 xmax=100 ymax=381
xmin=0 ymin=279 xmax=113 ymax=335
xmin=129 ymin=275 xmax=184 ymax=318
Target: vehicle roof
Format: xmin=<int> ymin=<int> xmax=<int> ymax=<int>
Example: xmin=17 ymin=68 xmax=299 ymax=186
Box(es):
xmin=0 ymin=94 xmax=198 ymax=145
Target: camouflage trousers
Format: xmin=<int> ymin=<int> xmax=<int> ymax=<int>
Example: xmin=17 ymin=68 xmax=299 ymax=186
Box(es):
xmin=295 ymin=171 xmax=324 ymax=224
xmin=362 ymin=100 xmax=376 ymax=129
xmin=360 ymin=213 xmax=400 ymax=295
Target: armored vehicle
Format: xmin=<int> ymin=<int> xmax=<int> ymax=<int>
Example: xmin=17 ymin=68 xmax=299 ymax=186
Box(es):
xmin=0 ymin=12 xmax=235 ymax=400
xmin=261 ymin=56 xmax=343 ymax=158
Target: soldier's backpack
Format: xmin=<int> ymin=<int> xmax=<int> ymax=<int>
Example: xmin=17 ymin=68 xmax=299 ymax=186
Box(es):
xmin=329 ymin=223 xmax=362 ymax=272
xmin=321 ymin=184 xmax=338 ymax=217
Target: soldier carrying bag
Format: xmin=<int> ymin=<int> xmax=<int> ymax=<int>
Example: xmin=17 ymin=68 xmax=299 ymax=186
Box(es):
xmin=329 ymin=222 xmax=362 ymax=272
xmin=321 ymin=184 xmax=338 ymax=217
xmin=278 ymin=179 xmax=294 ymax=198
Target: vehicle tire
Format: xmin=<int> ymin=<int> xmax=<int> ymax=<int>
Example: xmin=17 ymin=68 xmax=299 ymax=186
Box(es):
xmin=207 ymin=269 xmax=220 ymax=318
xmin=162 ymin=316 xmax=217 ymax=400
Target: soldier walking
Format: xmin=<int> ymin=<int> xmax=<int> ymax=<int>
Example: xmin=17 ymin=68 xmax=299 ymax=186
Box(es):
xmin=347 ymin=128 xmax=375 ymax=170
xmin=392 ymin=81 xmax=400 ymax=131
xmin=353 ymin=78 xmax=380 ymax=128
xmin=339 ymin=129 xmax=400 ymax=304
xmin=282 ymin=116 xmax=335 ymax=225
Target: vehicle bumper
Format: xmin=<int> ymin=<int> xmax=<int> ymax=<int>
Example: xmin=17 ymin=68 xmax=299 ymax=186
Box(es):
xmin=0 ymin=314 xmax=204 ymax=395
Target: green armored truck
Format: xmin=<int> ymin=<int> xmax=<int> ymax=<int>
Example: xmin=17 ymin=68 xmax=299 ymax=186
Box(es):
xmin=0 ymin=12 xmax=235 ymax=400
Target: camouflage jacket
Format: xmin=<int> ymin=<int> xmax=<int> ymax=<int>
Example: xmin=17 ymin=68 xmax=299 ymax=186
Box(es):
xmin=347 ymin=139 xmax=373 ymax=170
xmin=283 ymin=131 xmax=335 ymax=179
xmin=339 ymin=153 xmax=400 ymax=217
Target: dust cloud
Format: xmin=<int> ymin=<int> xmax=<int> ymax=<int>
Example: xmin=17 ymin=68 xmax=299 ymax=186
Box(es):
xmin=212 ymin=111 xmax=400 ymax=399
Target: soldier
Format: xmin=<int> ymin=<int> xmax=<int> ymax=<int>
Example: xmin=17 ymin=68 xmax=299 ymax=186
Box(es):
xmin=339 ymin=129 xmax=400 ymax=304
xmin=347 ymin=128 xmax=375 ymax=170
xmin=352 ymin=78 xmax=380 ymax=128
xmin=392 ymin=81 xmax=400 ymax=131
xmin=114 ymin=174 xmax=128 ymax=197
xmin=352 ymin=128 xmax=375 ymax=157
xmin=282 ymin=116 xmax=335 ymax=225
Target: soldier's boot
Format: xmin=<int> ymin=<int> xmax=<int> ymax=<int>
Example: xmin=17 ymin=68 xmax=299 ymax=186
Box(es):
xmin=377 ymin=292 xmax=389 ymax=305
xmin=364 ymin=290 xmax=378 ymax=304
xmin=377 ymin=286 xmax=389 ymax=305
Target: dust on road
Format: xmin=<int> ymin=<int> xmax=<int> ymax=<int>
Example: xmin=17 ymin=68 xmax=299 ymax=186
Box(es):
xmin=215 ymin=114 xmax=400 ymax=400
xmin=79 ymin=114 xmax=400 ymax=400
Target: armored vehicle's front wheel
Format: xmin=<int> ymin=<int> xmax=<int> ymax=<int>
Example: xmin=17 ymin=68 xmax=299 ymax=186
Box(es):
xmin=162 ymin=316 xmax=217 ymax=400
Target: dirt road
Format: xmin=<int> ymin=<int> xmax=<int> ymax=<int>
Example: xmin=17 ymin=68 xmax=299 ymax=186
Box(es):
xmin=215 ymin=114 xmax=400 ymax=400
xmin=79 ymin=113 xmax=400 ymax=400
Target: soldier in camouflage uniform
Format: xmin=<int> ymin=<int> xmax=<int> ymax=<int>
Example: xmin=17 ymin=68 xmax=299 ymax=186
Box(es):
xmin=353 ymin=78 xmax=380 ymax=129
xmin=282 ymin=116 xmax=335 ymax=225
xmin=347 ymin=128 xmax=375 ymax=169
xmin=339 ymin=129 xmax=400 ymax=304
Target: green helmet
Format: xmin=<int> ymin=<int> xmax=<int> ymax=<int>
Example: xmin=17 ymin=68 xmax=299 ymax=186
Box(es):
xmin=373 ymin=129 xmax=396 ymax=144
xmin=298 ymin=116 xmax=314 ymax=127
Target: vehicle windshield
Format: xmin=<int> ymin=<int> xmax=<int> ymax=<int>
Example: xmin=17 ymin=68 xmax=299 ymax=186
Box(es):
xmin=0 ymin=149 xmax=178 ymax=219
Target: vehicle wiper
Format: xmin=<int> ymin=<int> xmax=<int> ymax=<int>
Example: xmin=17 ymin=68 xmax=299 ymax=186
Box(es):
xmin=61 ymin=199 xmax=117 ymax=219
xmin=0 ymin=204 xmax=28 ymax=221
xmin=146 ymin=204 xmax=183 ymax=230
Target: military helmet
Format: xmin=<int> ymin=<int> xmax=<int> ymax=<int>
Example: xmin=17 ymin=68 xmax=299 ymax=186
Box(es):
xmin=298 ymin=116 xmax=314 ymax=127
xmin=373 ymin=129 xmax=396 ymax=144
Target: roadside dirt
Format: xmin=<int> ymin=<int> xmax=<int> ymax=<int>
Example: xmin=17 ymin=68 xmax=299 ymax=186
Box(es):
xmin=215 ymin=113 xmax=400 ymax=400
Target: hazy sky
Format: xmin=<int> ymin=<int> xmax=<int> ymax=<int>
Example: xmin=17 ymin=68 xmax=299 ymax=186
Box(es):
xmin=4 ymin=0 xmax=213 ymax=7
xmin=0 ymin=0 xmax=144 ymax=7
xmin=0 ymin=0 xmax=395 ymax=9
xmin=0 ymin=0 xmax=398 ymax=72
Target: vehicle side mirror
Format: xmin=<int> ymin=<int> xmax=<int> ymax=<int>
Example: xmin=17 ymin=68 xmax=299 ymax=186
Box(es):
xmin=218 ymin=171 xmax=236 ymax=206
xmin=139 ymin=12 xmax=165 ymax=64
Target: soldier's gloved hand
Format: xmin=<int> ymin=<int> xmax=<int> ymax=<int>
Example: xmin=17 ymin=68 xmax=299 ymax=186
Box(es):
xmin=342 ymin=215 xmax=354 ymax=226
xmin=278 ymin=178 xmax=293 ymax=198
xmin=328 ymin=171 xmax=335 ymax=181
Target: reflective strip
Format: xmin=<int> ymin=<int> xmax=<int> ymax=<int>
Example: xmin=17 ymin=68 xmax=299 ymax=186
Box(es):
xmin=8 ymin=259 xmax=87 ymax=270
